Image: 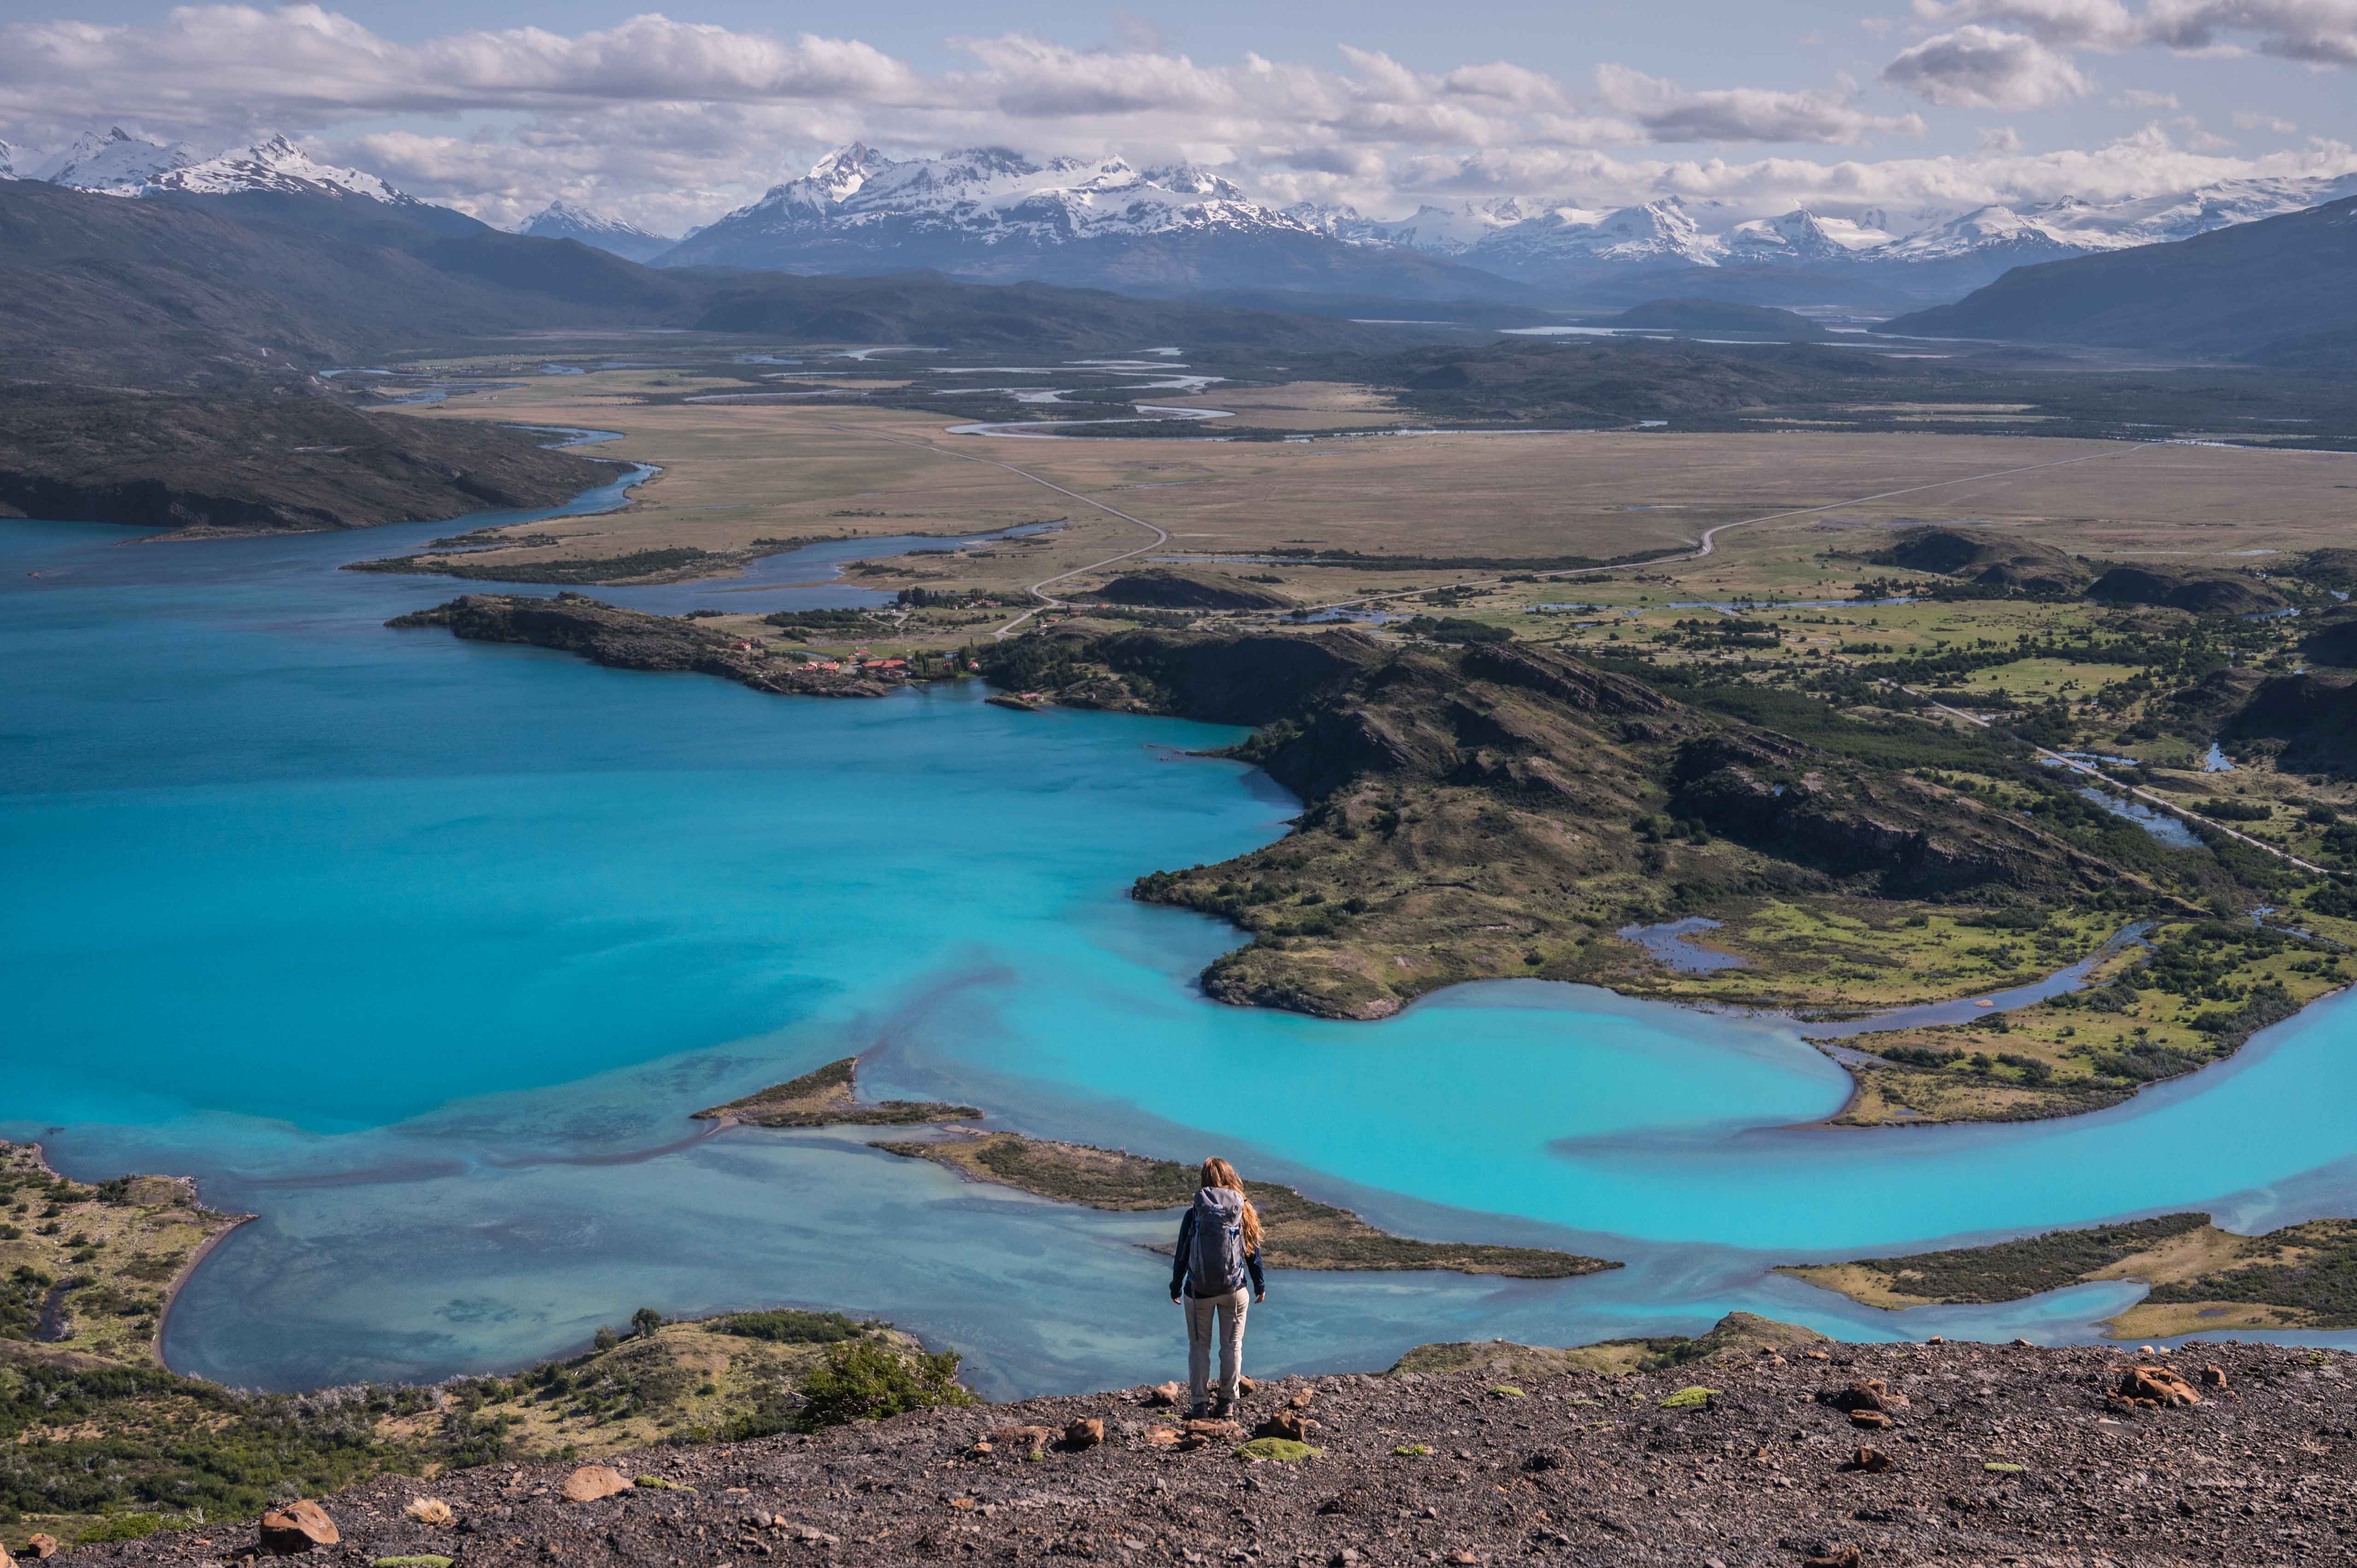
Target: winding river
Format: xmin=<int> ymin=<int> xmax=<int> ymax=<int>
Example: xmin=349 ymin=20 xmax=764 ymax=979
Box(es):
xmin=7 ymin=474 xmax=2357 ymax=1398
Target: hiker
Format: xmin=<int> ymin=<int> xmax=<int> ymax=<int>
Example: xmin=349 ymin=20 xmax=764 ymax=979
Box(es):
xmin=1170 ymin=1156 xmax=1266 ymax=1417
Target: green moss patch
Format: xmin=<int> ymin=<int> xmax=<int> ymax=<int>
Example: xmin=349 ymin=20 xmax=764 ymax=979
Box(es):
xmin=1658 ymin=1386 xmax=1719 ymax=1410
xmin=1235 ymin=1438 xmax=1321 ymax=1462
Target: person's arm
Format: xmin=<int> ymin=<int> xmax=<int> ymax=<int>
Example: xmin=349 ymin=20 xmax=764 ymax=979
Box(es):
xmin=1170 ymin=1208 xmax=1194 ymax=1301
xmin=1248 ymin=1247 xmax=1265 ymax=1300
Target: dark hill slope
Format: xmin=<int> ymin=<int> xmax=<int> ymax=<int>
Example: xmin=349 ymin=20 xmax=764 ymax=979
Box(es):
xmin=684 ymin=272 xmax=1424 ymax=354
xmin=1866 ymin=524 xmax=2088 ymax=594
xmin=0 ymin=387 xmax=606 ymax=534
xmin=983 ymin=627 xmax=2137 ymax=1019
xmin=0 ymin=180 xmax=679 ymax=387
xmin=1883 ymin=196 xmax=2357 ymax=363
xmin=1331 ymin=337 xmax=1911 ymax=425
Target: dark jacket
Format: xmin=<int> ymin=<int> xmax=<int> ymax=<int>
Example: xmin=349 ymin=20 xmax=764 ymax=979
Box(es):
xmin=1172 ymin=1200 xmax=1265 ymax=1299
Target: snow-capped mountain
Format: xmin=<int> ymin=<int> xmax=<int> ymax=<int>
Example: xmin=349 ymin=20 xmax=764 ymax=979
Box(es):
xmin=1721 ymin=210 xmax=1894 ymax=265
xmin=520 ymin=200 xmax=678 ymax=262
xmin=29 ymin=127 xmax=199 ymax=194
xmin=0 ymin=141 xmax=19 ymax=180
xmin=658 ymin=143 xmax=1519 ymax=300
xmin=669 ymin=144 xmax=1313 ymax=262
xmin=148 ymin=135 xmax=402 ymax=204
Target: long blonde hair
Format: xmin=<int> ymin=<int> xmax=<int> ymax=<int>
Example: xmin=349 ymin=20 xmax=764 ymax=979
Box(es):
xmin=1200 ymin=1157 xmax=1263 ymax=1253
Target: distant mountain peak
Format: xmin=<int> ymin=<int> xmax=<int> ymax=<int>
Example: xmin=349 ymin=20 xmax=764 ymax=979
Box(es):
xmin=519 ymin=199 xmax=678 ymax=262
xmin=32 ymin=126 xmax=199 ymax=194
xmin=149 ymin=134 xmax=401 ymax=203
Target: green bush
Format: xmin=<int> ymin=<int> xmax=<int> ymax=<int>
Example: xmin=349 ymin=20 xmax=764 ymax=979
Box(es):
xmin=795 ymin=1340 xmax=974 ymax=1430
xmin=716 ymin=1309 xmax=866 ymax=1345
xmin=77 ymin=1512 xmax=163 ymax=1543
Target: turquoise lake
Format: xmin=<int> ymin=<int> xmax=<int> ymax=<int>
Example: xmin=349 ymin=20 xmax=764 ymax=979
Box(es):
xmin=8 ymin=479 xmax=2357 ymax=1396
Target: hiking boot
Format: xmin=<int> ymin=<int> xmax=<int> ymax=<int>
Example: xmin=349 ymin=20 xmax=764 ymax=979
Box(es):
xmin=1209 ymin=1398 xmax=1233 ymax=1419
xmin=1187 ymin=1403 xmax=1209 ymax=1420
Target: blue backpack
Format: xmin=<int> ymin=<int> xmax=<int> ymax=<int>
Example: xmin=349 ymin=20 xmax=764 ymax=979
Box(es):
xmin=1188 ymin=1186 xmax=1251 ymax=1295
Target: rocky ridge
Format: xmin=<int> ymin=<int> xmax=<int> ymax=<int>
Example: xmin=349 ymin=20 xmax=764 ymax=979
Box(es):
xmin=385 ymin=594 xmax=910 ymax=698
xmin=57 ymin=1332 xmax=2357 ymax=1567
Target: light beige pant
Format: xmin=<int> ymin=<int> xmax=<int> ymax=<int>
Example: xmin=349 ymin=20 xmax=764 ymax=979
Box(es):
xmin=1184 ymin=1287 xmax=1249 ymax=1409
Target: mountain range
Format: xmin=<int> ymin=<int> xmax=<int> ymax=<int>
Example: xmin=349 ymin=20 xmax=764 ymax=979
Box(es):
xmin=1885 ymin=194 xmax=2357 ymax=364
xmin=6 ymin=127 xmax=2355 ymax=311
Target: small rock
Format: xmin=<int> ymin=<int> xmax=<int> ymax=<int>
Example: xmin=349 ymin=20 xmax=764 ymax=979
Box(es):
xmin=1066 ymin=1417 xmax=1105 ymax=1449
xmin=1143 ymin=1381 xmax=1185 ymax=1407
xmin=1447 ymin=1552 xmax=1480 ymax=1565
xmin=1329 ymin=1551 xmax=1360 ymax=1568
xmin=1849 ymin=1410 xmax=1892 ymax=1431
xmin=257 ymin=1498 xmax=340 ymax=1554
xmin=561 ymin=1466 xmax=633 ymax=1503
xmin=1924 ymin=1336 xmax=1944 ymax=1345
xmin=1850 ymin=1447 xmax=1894 ymax=1474
xmin=1802 ymin=1549 xmax=1863 ymax=1568
xmin=1253 ymin=1410 xmax=1316 ymax=1443
xmin=1287 ymin=1387 xmax=1316 ymax=1410
xmin=1183 ymin=1417 xmax=1245 ymax=1441
xmin=1802 ymin=1350 xmax=1831 ymax=1362
xmin=1521 ymin=1447 xmax=1568 ymax=1473
xmin=1237 ymin=1376 xmax=1257 ymax=1396
xmin=404 ymin=1498 xmax=453 ymax=1527
xmin=2010 ymin=1337 xmax=2034 ymax=1348
xmin=2201 ymin=1365 xmax=2230 ymax=1390
xmin=966 ymin=1439 xmax=995 ymax=1458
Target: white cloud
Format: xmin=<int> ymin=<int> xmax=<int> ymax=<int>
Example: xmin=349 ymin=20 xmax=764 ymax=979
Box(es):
xmin=2112 ymin=87 xmax=2182 ymax=105
xmin=2234 ymin=108 xmax=2300 ymax=132
xmin=0 ymin=6 xmax=2350 ymax=234
xmin=1882 ymin=24 xmax=2095 ymax=105
xmin=1912 ymin=0 xmax=2357 ymax=64
xmin=1592 ymin=64 xmax=1926 ymax=143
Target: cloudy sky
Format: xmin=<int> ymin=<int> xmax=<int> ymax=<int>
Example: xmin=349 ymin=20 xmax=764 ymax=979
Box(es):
xmin=4 ymin=0 xmax=2354 ymax=233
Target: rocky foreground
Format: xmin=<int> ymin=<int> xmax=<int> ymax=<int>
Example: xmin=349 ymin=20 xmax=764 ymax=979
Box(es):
xmin=51 ymin=1334 xmax=2357 ymax=1567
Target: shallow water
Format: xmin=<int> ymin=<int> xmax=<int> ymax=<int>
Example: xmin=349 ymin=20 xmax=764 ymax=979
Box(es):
xmin=10 ymin=495 xmax=2357 ymax=1395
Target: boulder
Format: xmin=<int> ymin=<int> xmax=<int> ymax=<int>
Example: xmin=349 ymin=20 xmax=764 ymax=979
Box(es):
xmin=23 ymin=1537 xmax=57 ymax=1561
xmin=562 ymin=1465 xmax=633 ymax=1502
xmin=1064 ymin=1417 xmax=1105 ymax=1450
xmin=257 ymin=1499 xmax=340 ymax=1554
xmin=2201 ymin=1365 xmax=2230 ymax=1390
xmin=990 ymin=1424 xmax=1057 ymax=1457
xmin=1822 ymin=1378 xmax=1903 ymax=1413
xmin=1142 ymin=1381 xmax=1184 ymax=1407
xmin=2118 ymin=1365 xmax=2203 ymax=1407
xmin=1183 ymin=1417 xmax=1246 ymax=1441
xmin=404 ymin=1498 xmax=452 ymax=1526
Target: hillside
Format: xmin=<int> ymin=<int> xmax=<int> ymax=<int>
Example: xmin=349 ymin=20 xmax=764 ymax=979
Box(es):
xmin=0 ymin=180 xmax=677 ymax=388
xmin=1882 ymin=195 xmax=2357 ymax=363
xmin=977 ymin=627 xmax=2177 ymax=1022
xmin=57 ymin=1330 xmax=2357 ymax=1568
xmin=0 ymin=389 xmax=608 ymax=534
